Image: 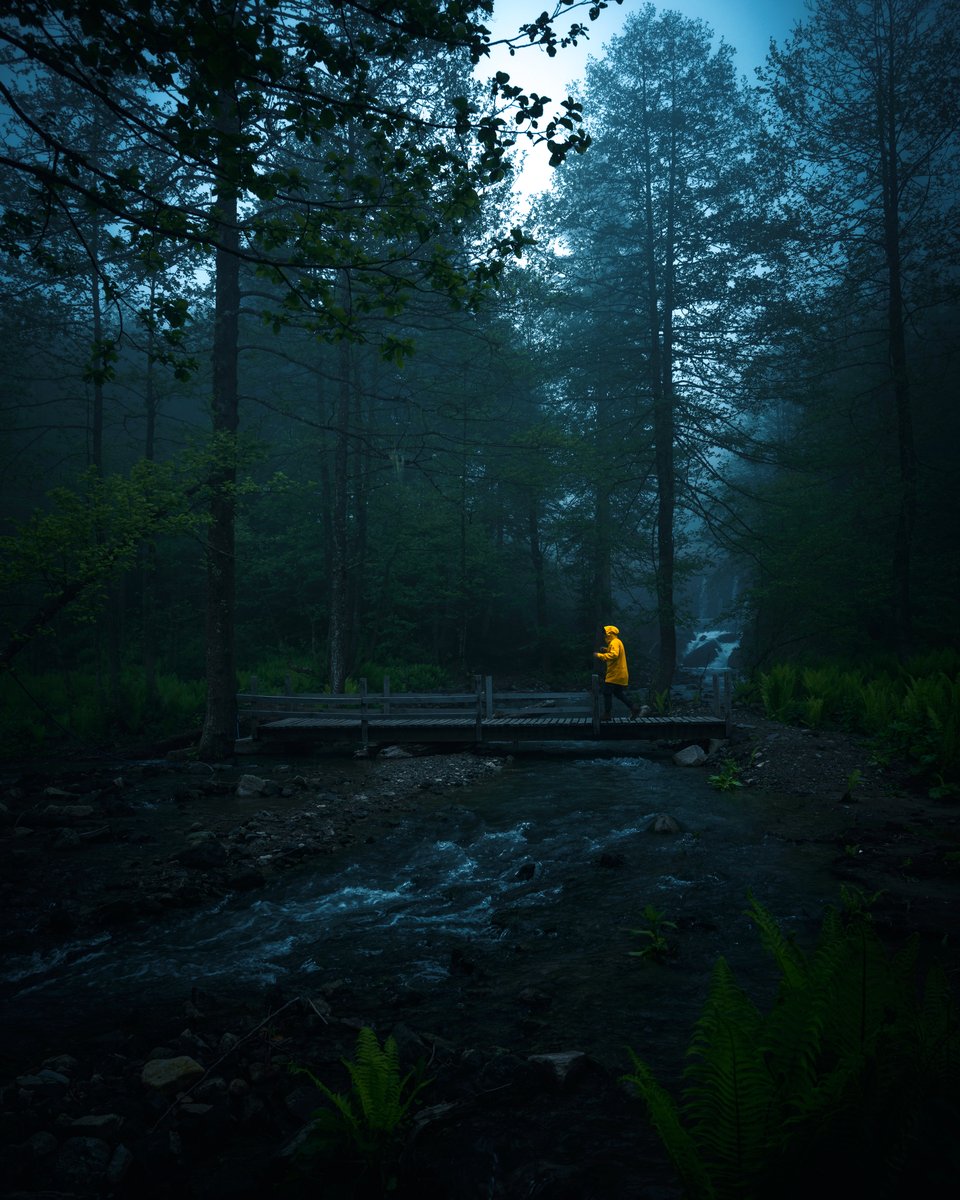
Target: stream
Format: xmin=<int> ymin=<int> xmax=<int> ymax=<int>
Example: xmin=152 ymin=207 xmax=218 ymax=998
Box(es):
xmin=1 ymin=751 xmax=842 ymax=1069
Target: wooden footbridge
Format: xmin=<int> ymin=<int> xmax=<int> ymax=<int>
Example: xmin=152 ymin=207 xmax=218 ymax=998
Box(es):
xmin=235 ymin=673 xmax=732 ymax=754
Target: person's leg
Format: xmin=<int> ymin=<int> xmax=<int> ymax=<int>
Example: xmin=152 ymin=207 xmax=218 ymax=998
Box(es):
xmin=613 ymin=684 xmax=641 ymax=718
xmin=602 ymin=683 xmax=613 ymax=718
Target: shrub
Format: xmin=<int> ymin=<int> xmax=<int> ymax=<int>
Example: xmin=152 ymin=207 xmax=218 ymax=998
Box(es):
xmin=759 ymin=663 xmax=799 ymax=720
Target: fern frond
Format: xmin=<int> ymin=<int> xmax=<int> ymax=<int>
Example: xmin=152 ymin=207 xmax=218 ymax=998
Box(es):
xmin=746 ymin=893 xmax=807 ymax=990
xmin=346 ymin=1028 xmax=404 ymax=1133
xmin=759 ymin=905 xmax=846 ymax=1107
xmin=684 ymin=958 xmax=772 ymax=1197
xmin=920 ymin=963 xmax=960 ymax=1077
xmin=623 ymin=1051 xmax=715 ymax=1200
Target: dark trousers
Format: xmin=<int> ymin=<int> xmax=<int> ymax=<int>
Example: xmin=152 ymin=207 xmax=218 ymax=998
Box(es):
xmin=603 ymin=683 xmax=634 ymax=716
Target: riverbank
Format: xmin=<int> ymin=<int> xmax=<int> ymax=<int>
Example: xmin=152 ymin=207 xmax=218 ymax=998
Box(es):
xmin=1 ymin=709 xmax=958 ymax=1198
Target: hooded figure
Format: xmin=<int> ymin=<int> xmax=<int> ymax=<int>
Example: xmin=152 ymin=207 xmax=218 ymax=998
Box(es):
xmin=595 ymin=625 xmax=628 ymax=686
xmin=594 ymin=625 xmax=639 ymax=719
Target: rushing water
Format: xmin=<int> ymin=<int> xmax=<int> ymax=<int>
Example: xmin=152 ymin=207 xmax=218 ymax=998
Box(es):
xmin=1 ymin=750 xmax=841 ymax=1063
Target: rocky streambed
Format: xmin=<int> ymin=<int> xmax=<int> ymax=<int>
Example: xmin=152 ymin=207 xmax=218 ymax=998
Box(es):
xmin=1 ymin=712 xmax=958 ymax=1199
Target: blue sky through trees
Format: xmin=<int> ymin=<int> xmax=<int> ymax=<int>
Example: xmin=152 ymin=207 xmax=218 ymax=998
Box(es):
xmin=481 ymin=0 xmax=807 ymax=200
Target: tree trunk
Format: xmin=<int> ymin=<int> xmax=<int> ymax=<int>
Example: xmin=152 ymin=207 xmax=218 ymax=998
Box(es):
xmin=880 ymin=18 xmax=916 ymax=653
xmin=528 ymin=494 xmax=549 ymax=670
xmin=328 ymin=301 xmax=351 ymax=694
xmin=141 ymin=296 xmax=158 ymax=708
xmin=198 ymin=92 xmax=240 ymax=760
xmin=643 ymin=104 xmax=677 ymax=695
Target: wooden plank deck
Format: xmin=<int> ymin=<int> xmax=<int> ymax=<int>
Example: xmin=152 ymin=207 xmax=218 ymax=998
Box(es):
xmin=235 ymin=673 xmax=732 ymax=752
xmin=236 ymin=712 xmax=727 ymax=750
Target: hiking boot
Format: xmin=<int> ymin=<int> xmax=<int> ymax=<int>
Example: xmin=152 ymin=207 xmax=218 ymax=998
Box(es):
xmin=630 ymin=706 xmax=641 ymax=719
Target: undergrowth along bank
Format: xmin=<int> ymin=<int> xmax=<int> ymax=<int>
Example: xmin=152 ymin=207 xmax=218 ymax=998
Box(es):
xmin=742 ymin=650 xmax=960 ymax=795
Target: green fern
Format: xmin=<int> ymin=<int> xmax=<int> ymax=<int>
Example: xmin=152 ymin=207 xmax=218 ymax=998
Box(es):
xmin=289 ymin=1026 xmax=431 ymax=1187
xmin=623 ymin=892 xmax=960 ymax=1199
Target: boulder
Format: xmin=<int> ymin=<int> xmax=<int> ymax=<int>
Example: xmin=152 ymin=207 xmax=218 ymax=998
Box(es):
xmin=682 ymin=638 xmax=722 ymax=669
xmin=673 ymin=744 xmax=707 ymax=767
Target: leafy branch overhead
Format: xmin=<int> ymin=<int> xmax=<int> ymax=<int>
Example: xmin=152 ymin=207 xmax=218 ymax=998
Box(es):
xmin=1 ymin=1 xmax=621 ymax=344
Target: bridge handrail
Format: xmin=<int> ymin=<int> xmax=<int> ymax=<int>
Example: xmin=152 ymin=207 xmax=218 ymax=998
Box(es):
xmin=236 ymin=671 xmax=732 ymax=740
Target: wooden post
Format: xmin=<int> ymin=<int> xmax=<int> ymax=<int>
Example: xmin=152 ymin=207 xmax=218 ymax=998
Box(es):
xmin=712 ymin=673 xmax=720 ymax=718
xmin=248 ymin=675 xmax=259 ymax=739
xmin=360 ymin=677 xmax=368 ymax=750
xmin=383 ymin=675 xmax=390 ymax=716
xmin=474 ymin=675 xmax=483 ymax=742
xmin=485 ymin=675 xmax=494 ymax=719
xmin=591 ymin=673 xmax=601 ymax=735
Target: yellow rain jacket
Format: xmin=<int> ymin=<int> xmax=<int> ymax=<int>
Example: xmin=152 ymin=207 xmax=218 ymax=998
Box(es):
xmin=596 ymin=625 xmax=629 ymax=685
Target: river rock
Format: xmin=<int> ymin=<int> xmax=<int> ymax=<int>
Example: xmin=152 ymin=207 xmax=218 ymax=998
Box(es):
xmin=70 ymin=1112 xmax=124 ymax=1135
xmin=646 ymin=814 xmax=682 ymax=834
xmin=673 ymin=744 xmax=707 ymax=767
xmin=51 ymin=1135 xmax=112 ymax=1187
xmin=17 ymin=1068 xmax=70 ymax=1093
xmin=42 ymin=804 xmax=96 ymax=821
xmin=177 ymin=839 xmax=228 ymax=869
xmin=106 ymin=1142 xmax=133 ymax=1185
xmin=528 ymin=1051 xmax=590 ymax=1086
xmin=236 ymin=774 xmax=277 ymax=798
xmin=141 ymin=1055 xmax=205 ymax=1094
xmin=42 ymin=1054 xmax=78 ymax=1076
xmin=24 ymin=1130 xmax=58 ymax=1159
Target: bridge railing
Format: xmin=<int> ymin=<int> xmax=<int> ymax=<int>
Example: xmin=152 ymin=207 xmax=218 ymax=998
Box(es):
xmin=237 ymin=675 xmax=593 ymax=742
xmin=237 ymin=671 xmax=731 ymax=743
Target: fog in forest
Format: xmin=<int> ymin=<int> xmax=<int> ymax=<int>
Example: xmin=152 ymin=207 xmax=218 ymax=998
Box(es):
xmin=1 ymin=0 xmax=958 ymax=758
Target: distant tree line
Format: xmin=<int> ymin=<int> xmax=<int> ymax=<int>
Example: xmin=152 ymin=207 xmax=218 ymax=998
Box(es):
xmin=0 ymin=0 xmax=957 ymax=751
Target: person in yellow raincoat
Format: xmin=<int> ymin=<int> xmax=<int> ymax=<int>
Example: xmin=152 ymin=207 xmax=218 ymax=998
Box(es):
xmin=594 ymin=624 xmax=640 ymax=720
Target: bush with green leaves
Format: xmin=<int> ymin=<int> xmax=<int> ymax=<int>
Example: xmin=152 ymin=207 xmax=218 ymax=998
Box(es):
xmin=708 ymin=758 xmax=742 ymax=792
xmin=628 ymin=904 xmax=678 ymax=962
xmin=0 ymin=667 xmax=205 ymax=756
xmin=623 ymin=890 xmax=960 ymax=1200
xmin=758 ymin=663 xmax=799 ymax=721
xmin=353 ymin=661 xmax=450 ymax=694
xmin=288 ymin=1027 xmax=431 ymax=1193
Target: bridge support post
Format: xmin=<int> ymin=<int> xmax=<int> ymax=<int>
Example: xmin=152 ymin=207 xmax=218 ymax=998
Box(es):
xmin=474 ymin=675 xmax=483 ymax=742
xmin=360 ymin=677 xmax=368 ymax=750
